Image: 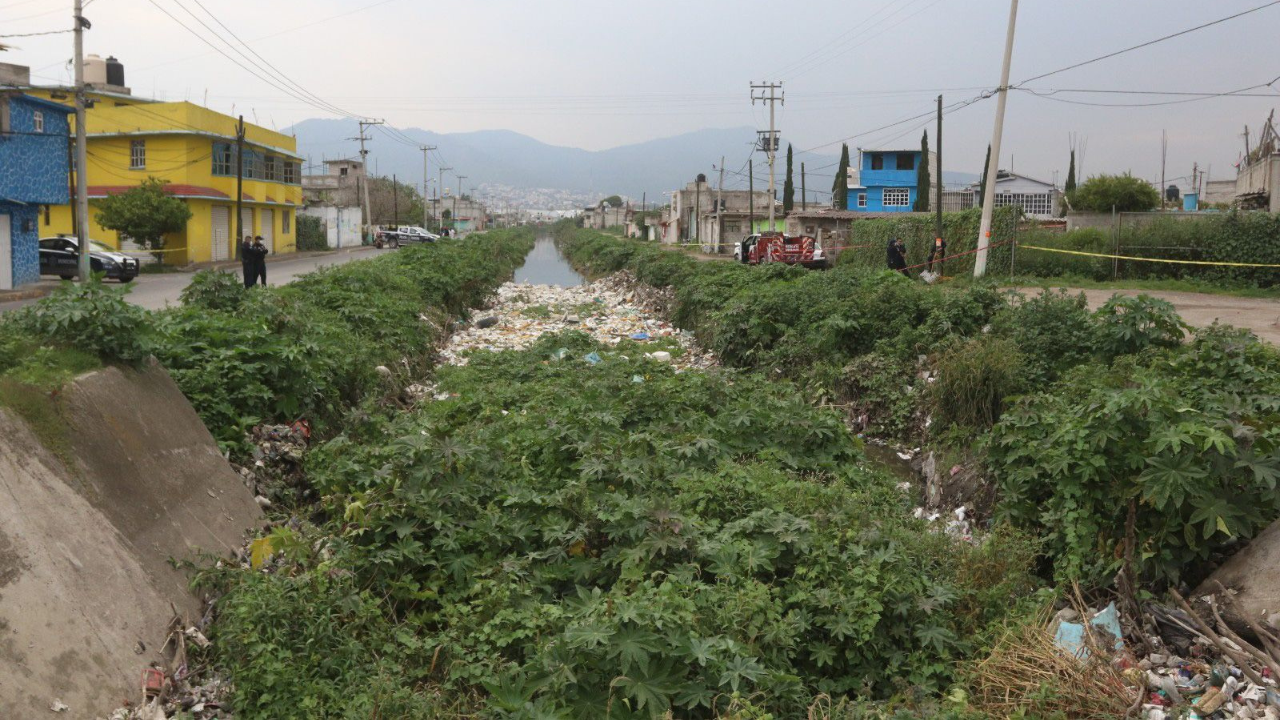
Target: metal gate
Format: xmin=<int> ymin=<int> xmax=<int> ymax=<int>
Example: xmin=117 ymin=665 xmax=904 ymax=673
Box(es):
xmin=260 ymin=209 xmax=274 ymax=252
xmin=210 ymin=206 xmax=230 ymax=261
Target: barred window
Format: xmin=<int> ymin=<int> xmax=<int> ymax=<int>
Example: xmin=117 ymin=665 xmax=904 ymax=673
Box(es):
xmin=283 ymin=161 xmax=298 ymax=184
xmin=883 ymin=188 xmax=910 ymax=207
xmin=264 ymin=156 xmax=279 ymax=182
xmin=130 ymin=139 xmax=145 ymax=169
xmin=857 ymin=193 xmax=867 ymax=208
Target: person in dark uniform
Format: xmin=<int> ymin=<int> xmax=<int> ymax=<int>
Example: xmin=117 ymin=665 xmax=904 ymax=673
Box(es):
xmin=239 ymin=236 xmax=256 ymax=288
xmin=886 ymin=237 xmax=909 ymax=278
xmin=250 ymin=236 xmax=269 ymax=286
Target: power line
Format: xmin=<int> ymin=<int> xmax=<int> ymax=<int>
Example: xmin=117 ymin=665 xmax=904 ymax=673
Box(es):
xmin=1016 ymin=1 xmax=1280 ymax=86
xmin=783 ymin=0 xmax=947 ymax=81
xmin=0 ymin=27 xmax=72 ymax=37
xmin=1016 ymin=74 xmax=1280 ymax=108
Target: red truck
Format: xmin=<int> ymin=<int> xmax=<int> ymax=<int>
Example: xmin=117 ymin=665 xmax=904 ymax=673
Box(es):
xmin=735 ymin=233 xmax=828 ymax=268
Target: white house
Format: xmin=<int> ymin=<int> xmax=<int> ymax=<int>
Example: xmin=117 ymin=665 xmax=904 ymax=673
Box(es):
xmin=968 ymin=171 xmax=1062 ymax=219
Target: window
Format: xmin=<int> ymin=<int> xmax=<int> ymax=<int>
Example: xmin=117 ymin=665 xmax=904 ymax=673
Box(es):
xmin=283 ymin=161 xmax=298 ymax=184
xmin=243 ymin=149 xmax=263 ymax=179
xmin=994 ymin=192 xmax=1053 ymax=217
xmin=33 ymin=111 xmax=43 ymax=133
xmin=281 ymin=210 xmax=291 ymax=234
xmin=264 ymin=155 xmax=279 ymax=182
xmin=857 ymin=193 xmax=867 ymax=208
xmin=883 ymin=188 xmax=910 ymax=207
xmin=339 ymin=167 xmax=348 ymax=177
xmin=130 ymin=139 xmax=145 ymax=169
xmin=870 ymin=154 xmax=884 ymax=170
xmin=896 ymin=153 xmax=914 ymax=170
xmin=44 ymin=205 xmax=51 ymax=225
xmin=212 ymin=142 xmax=233 ymax=176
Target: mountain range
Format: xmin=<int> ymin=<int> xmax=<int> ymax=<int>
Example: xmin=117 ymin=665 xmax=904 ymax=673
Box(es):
xmin=285 ymin=119 xmax=978 ymax=202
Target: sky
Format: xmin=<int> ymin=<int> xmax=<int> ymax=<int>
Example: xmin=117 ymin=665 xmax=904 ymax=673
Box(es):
xmin=5 ymin=0 xmax=1278 ymax=191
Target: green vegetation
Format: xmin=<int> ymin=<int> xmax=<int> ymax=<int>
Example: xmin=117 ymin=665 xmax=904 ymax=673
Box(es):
xmin=913 ymin=131 xmax=930 ymax=213
xmin=201 ymin=333 xmax=1040 ymax=717
xmin=1066 ymin=173 xmax=1160 ymax=213
xmin=557 ymin=227 xmax=1280 ymax=591
xmin=1006 ymin=274 xmax=1280 ymax=299
xmin=783 ymin=143 xmax=795 ymax=213
xmin=832 ymin=144 xmax=850 ymax=211
xmin=93 ymin=177 xmax=193 ymax=262
xmin=295 ymin=214 xmax=328 ymax=252
xmin=833 ymin=207 xmax=1022 ymax=278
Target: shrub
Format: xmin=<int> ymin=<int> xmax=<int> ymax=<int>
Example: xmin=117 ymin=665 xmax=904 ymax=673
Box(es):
xmin=13 ymin=277 xmax=150 ymax=363
xmin=179 ymin=269 xmax=249 ymax=312
xmin=1067 ymin=174 xmax=1159 ymax=212
xmin=295 ymin=214 xmax=328 ymax=252
xmin=990 ymin=290 xmax=1095 ymax=385
xmin=929 ymin=336 xmax=1025 ymax=437
xmin=1092 ymin=294 xmax=1188 ymax=359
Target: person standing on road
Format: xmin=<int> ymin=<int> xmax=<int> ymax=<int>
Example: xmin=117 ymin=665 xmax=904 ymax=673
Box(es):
xmin=250 ymin=236 xmax=269 ymax=287
xmin=239 ymin=236 xmax=256 ymax=288
xmin=886 ymin=237 xmax=909 ymax=278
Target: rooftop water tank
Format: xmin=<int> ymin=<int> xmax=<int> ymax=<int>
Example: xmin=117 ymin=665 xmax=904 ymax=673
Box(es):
xmin=83 ymin=54 xmax=107 ymax=85
xmin=105 ymin=56 xmax=124 ymax=87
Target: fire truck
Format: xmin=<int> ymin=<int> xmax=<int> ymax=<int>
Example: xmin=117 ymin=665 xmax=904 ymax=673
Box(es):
xmin=735 ymin=233 xmax=828 ymax=269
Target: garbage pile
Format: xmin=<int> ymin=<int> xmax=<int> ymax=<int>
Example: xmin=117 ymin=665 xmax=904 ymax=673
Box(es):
xmin=98 ymin=617 xmax=233 ymax=719
xmin=438 ymin=275 xmax=716 ymax=371
xmin=233 ymin=420 xmax=311 ymax=506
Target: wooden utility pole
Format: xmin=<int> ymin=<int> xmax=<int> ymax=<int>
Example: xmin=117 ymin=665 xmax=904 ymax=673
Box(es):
xmin=935 ymin=94 xmax=943 ymax=243
xmin=392 ymin=174 xmax=399 ymax=226
xmin=974 ymin=0 xmax=1019 ymax=278
xmin=420 ymin=144 xmax=436 ymax=226
xmin=801 ymin=162 xmax=806 ymax=210
xmin=235 ymin=115 xmax=245 ymax=258
xmin=751 ymin=81 xmax=784 ymax=232
xmin=1160 ymin=130 xmax=1167 ymax=210
xmin=748 ymin=159 xmax=755 ymax=233
xmin=455 ymin=175 xmax=466 ymax=233
xmin=73 ymin=0 xmax=90 ymax=280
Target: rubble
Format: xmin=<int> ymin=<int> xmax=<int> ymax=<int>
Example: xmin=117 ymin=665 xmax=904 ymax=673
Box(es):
xmin=437 ymin=274 xmax=717 ymax=371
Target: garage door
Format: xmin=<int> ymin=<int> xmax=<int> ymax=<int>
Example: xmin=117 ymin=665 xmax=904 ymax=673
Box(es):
xmin=260 ymin=209 xmax=274 ymax=252
xmin=210 ymin=206 xmax=230 ymax=261
xmin=0 ymin=213 xmax=11 ymax=290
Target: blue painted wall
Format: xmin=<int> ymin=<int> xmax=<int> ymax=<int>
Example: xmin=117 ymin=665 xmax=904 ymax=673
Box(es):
xmin=1 ymin=94 xmax=71 ymax=288
xmin=848 ymin=150 xmax=921 ymax=213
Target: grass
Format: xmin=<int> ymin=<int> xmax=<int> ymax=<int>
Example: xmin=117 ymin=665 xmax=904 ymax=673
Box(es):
xmin=0 ymin=379 xmax=77 ymax=472
xmin=1000 ymin=274 xmax=1280 ymax=299
xmin=0 ymin=332 xmax=103 ymax=472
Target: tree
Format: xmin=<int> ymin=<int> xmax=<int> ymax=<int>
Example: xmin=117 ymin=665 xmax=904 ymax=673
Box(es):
xmin=976 ymin=144 xmax=992 ymax=208
xmin=94 ymin=177 xmax=192 ymax=263
xmin=1067 ymin=173 xmax=1160 ymax=212
xmin=783 ymin=144 xmax=795 ymax=213
xmin=914 ymin=130 xmax=931 ymax=212
xmin=602 ymin=195 xmax=623 ymax=208
xmin=1065 ymin=150 xmax=1077 ymax=194
xmin=832 ymin=144 xmax=850 ymax=210
xmin=367 ymin=176 xmax=425 ymax=226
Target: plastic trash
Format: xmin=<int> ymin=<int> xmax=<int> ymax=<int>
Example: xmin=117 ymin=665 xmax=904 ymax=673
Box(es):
xmin=631 ymin=332 xmax=650 ymax=341
xmin=1054 ymin=602 xmax=1124 ymax=658
xmin=476 ymin=316 xmax=499 ymax=329
xmin=584 ymin=352 xmax=602 ymax=365
xmin=648 ymin=351 xmax=672 ymax=363
xmin=632 ymin=375 xmax=644 ymax=383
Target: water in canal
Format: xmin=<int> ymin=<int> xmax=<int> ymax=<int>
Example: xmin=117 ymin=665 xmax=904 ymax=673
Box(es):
xmin=513 ymin=236 xmax=584 ymax=287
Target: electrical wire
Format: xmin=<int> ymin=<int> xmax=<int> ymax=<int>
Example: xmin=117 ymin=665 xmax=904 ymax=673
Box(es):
xmin=0 ymin=28 xmax=72 ymax=37
xmin=1015 ymin=1 xmax=1280 ymax=86
xmin=1016 ymin=74 xmax=1280 ymax=108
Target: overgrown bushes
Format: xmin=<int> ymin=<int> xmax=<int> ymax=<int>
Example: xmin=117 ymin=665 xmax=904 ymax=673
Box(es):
xmin=206 ymin=334 xmax=1040 ymax=717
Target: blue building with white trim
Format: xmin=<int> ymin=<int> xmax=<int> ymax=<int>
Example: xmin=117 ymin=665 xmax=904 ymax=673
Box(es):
xmin=1 ymin=92 xmax=71 ymax=290
xmin=846 ymin=148 xmax=937 ymax=213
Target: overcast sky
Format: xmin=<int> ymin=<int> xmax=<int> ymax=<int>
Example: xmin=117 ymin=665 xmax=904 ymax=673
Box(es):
xmin=7 ymin=0 xmax=1277 ymax=190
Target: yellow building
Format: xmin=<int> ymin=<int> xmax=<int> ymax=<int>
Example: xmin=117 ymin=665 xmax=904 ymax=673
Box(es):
xmin=29 ymin=89 xmax=301 ymax=264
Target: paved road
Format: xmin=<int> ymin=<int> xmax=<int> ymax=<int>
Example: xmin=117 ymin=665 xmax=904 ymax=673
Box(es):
xmin=1014 ymin=286 xmax=1280 ymax=345
xmin=0 ymin=246 xmax=392 ymax=313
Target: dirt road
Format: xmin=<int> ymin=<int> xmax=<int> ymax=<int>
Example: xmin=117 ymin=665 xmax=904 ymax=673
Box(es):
xmin=1015 ymin=286 xmax=1280 ymax=345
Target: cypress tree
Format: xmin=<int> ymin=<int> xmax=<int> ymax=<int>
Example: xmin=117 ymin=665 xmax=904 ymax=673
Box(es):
xmin=832 ymin=144 xmax=850 ymax=210
xmin=914 ymin=130 xmax=931 ymax=212
xmin=1065 ymin=150 xmax=1077 ymax=193
xmin=977 ymin=144 xmax=991 ymax=208
xmin=783 ymin=144 xmax=795 ymax=213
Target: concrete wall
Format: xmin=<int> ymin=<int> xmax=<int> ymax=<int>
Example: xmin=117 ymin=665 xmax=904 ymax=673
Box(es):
xmin=1236 ymin=155 xmax=1279 ymax=211
xmin=0 ymin=361 xmax=262 ymax=719
xmin=1065 ymin=210 xmax=1218 ymax=232
xmin=300 ymin=205 xmax=362 ymax=248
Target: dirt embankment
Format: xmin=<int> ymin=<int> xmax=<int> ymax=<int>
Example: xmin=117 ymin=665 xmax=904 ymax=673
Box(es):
xmin=0 ymin=361 xmax=261 ymax=719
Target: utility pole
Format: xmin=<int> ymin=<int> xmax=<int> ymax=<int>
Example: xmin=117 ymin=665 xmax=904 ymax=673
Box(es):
xmin=1160 ymin=130 xmax=1167 ymax=210
xmin=974 ymin=0 xmax=1019 ymax=278
xmin=935 ymin=94 xmax=943 ymax=244
xmin=392 ymin=174 xmax=399 ymax=226
xmin=1244 ymin=125 xmax=1251 ymax=160
xmin=419 ymin=145 xmax=436 ymax=227
xmin=801 ymin=162 xmax=807 ymax=211
xmin=693 ymin=179 xmax=700 ymax=243
xmin=716 ymin=156 xmax=725 ymax=252
xmin=455 ymin=175 xmax=466 ymax=233
xmin=751 ymin=81 xmax=784 ymax=232
xmin=235 ymin=115 xmax=245 ymax=258
xmin=748 ymin=159 xmax=755 ymax=233
xmin=73 ymin=0 xmax=91 ymax=281
xmin=355 ymin=119 xmax=383 ymax=244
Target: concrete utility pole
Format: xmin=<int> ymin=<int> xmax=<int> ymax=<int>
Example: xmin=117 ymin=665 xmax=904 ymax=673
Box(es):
xmin=235 ymin=115 xmax=245 ymax=257
xmin=419 ymin=145 xmax=436 ymax=226
xmin=935 ymin=94 xmax=943 ymax=243
xmin=454 ymin=175 xmax=466 ymax=232
xmin=1161 ymin=130 xmax=1168 ymax=210
xmin=356 ymin=119 xmax=383 ymax=244
xmin=716 ymin=156 xmax=725 ymax=252
xmin=974 ymin=0 xmax=1019 ymax=278
xmin=751 ymin=81 xmax=784 ymax=232
xmin=73 ymin=0 xmax=91 ymax=281
xmin=748 ymin=159 xmax=755 ymax=233
xmin=801 ymin=162 xmax=806 ymax=211
xmin=392 ymin=174 xmax=399 ymax=226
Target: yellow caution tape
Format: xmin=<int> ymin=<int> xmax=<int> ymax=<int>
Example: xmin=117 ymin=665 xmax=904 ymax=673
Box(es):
xmin=1018 ymin=245 xmax=1280 ymax=269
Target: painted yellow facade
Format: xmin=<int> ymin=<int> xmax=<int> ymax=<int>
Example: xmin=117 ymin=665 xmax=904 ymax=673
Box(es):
xmin=30 ymin=90 xmax=302 ymax=264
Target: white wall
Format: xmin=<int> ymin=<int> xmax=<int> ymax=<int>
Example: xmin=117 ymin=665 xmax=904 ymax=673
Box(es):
xmin=300 ymin=205 xmax=362 ymax=249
